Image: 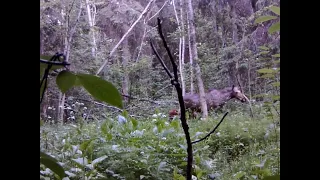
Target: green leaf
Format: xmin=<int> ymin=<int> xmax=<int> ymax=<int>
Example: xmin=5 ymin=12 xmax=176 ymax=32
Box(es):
xmin=233 ymin=171 xmax=246 ymax=179
xmin=269 ymin=6 xmax=280 ymax=16
xmin=76 ymin=74 xmax=123 ymax=109
xmin=101 ymin=120 xmax=108 ymax=135
xmin=255 ymin=16 xmax=277 ymax=24
xmin=106 ymin=133 xmax=113 ymax=140
xmin=74 ymin=77 xmax=82 ymax=86
xmin=268 ymin=21 xmax=280 ymax=34
xmin=274 ymin=60 xmax=280 ymax=64
xmin=122 ymin=110 xmax=129 ymax=119
xmin=80 ymin=138 xmax=96 ymax=152
xmin=272 ymin=54 xmax=280 ymax=58
xmin=131 ymin=118 xmax=138 ymax=130
xmin=40 ymin=157 xmax=65 ymax=178
xmin=257 ymin=68 xmax=275 ymax=74
xmin=40 ymin=151 xmax=58 ymax=162
xmin=258 ymin=46 xmax=269 ymax=50
xmin=170 ymin=120 xmax=179 ymax=130
xmin=56 ymin=70 xmax=77 ymax=93
xmin=260 ymin=51 xmax=270 ymax=55
xmin=260 ymin=74 xmax=275 ymax=78
xmin=262 ymin=175 xmax=280 ymax=180
xmin=271 ymin=82 xmax=280 ymax=87
xmin=272 ymin=95 xmax=280 ymax=101
xmin=92 ymin=155 xmax=108 ymax=166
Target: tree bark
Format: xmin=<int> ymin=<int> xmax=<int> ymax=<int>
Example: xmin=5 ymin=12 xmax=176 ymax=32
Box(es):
xmin=187 ymin=0 xmax=208 ymax=119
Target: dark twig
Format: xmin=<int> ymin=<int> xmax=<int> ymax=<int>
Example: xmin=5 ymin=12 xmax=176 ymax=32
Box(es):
xmin=40 ymin=59 xmax=70 ymax=66
xmin=40 ymin=53 xmax=68 ymax=104
xmin=157 ymin=18 xmax=178 ymax=81
xmin=150 ymin=40 xmax=173 ymax=79
xmin=150 ymin=17 xmax=193 ymax=180
xmin=192 ymin=112 xmax=229 ymax=144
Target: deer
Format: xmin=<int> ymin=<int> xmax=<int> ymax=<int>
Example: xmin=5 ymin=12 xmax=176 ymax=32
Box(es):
xmin=182 ymin=85 xmax=250 ymax=119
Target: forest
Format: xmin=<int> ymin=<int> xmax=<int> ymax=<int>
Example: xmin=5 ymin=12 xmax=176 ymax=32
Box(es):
xmin=40 ymin=0 xmax=280 ymax=179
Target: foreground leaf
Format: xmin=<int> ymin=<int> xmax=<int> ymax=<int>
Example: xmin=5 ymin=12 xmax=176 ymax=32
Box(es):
xmin=255 ymin=16 xmax=277 ymax=24
xmin=268 ymin=21 xmax=280 ymax=34
xmin=257 ymin=68 xmax=275 ymax=74
xmin=76 ymin=74 xmax=123 ymax=109
xmin=56 ymin=70 xmax=77 ymax=93
xmin=272 ymin=54 xmax=280 ymax=58
xmin=269 ymin=6 xmax=280 ymax=16
xmin=258 ymin=46 xmax=269 ymax=50
xmin=262 ymin=175 xmax=280 ymax=180
xmin=40 ymin=155 xmax=65 ymax=178
xmin=40 ymin=151 xmax=57 ymax=162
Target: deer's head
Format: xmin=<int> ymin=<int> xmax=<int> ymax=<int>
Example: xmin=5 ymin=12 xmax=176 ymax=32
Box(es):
xmin=230 ymin=85 xmax=250 ymax=103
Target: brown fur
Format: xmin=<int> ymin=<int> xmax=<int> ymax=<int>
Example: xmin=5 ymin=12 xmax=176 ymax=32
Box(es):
xmin=183 ymin=85 xmax=249 ymax=118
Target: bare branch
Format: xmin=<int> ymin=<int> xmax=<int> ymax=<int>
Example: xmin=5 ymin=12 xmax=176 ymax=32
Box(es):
xmin=192 ymin=112 xmax=229 ymax=144
xmin=150 ymin=40 xmax=173 ymax=79
xmin=148 ymin=0 xmax=169 ymax=21
xmin=157 ymin=18 xmax=179 ymax=81
xmin=96 ymin=0 xmax=155 ymax=75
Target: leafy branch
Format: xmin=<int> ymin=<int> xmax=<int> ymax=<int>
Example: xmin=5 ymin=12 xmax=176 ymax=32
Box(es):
xmin=40 ymin=53 xmax=124 ymax=179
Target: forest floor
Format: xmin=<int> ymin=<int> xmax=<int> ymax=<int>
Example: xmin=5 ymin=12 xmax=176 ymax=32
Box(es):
xmin=40 ymin=108 xmax=280 ymax=180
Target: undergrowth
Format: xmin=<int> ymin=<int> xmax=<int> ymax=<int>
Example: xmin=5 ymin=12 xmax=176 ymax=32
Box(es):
xmin=40 ymin=108 xmax=280 ymax=180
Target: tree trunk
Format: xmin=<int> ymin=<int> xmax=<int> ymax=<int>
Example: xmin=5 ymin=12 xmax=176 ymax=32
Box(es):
xmin=231 ymin=5 xmax=238 ymax=44
xmin=121 ymin=37 xmax=130 ymax=103
xmin=180 ymin=0 xmax=186 ymax=96
xmin=187 ymin=0 xmax=208 ymax=119
xmin=85 ymin=0 xmax=97 ymax=57
xmin=173 ymin=0 xmax=185 ymax=96
xmin=186 ymin=4 xmax=194 ymax=94
xmin=40 ymin=29 xmax=44 ymax=55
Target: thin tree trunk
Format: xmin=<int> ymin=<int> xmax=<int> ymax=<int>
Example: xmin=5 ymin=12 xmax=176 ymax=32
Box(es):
xmin=231 ymin=5 xmax=238 ymax=43
xmin=173 ymin=0 xmax=185 ymax=96
xmin=187 ymin=0 xmax=208 ymax=119
xmin=40 ymin=29 xmax=44 ymax=55
xmin=247 ymin=57 xmax=254 ymax=118
xmin=122 ymin=37 xmax=130 ymax=103
xmin=180 ymin=0 xmax=186 ymax=96
xmin=186 ymin=7 xmax=194 ymax=94
xmin=85 ymin=0 xmax=97 ymax=57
